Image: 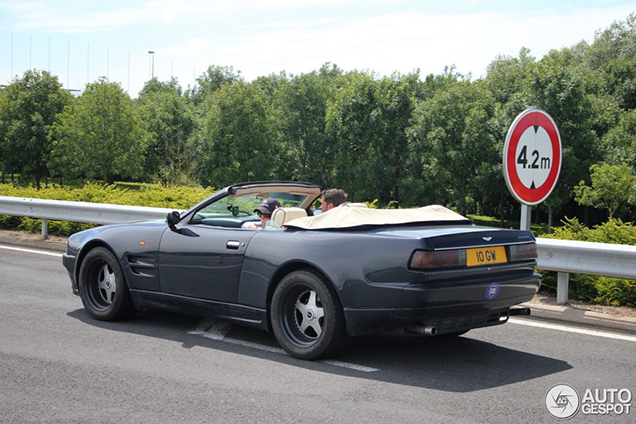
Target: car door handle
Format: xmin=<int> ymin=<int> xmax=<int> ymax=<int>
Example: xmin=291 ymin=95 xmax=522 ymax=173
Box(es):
xmin=226 ymin=240 xmax=240 ymax=250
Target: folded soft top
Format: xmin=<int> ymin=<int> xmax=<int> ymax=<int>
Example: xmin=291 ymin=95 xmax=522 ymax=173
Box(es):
xmin=285 ymin=204 xmax=469 ymax=230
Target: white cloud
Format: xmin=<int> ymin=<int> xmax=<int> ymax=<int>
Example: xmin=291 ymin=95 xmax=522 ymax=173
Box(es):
xmin=160 ymin=5 xmax=633 ymax=81
xmin=0 ymin=0 xmax=367 ymax=33
xmin=1 ymin=1 xmax=633 ymax=94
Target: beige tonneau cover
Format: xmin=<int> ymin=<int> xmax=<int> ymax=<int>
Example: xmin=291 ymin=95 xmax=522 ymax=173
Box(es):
xmin=285 ymin=204 xmax=469 ymax=230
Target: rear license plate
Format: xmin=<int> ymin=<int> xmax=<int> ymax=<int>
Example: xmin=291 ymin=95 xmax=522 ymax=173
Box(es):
xmin=466 ymin=246 xmax=507 ymax=266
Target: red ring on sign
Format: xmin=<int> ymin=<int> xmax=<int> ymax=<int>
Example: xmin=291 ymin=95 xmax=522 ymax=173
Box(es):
xmin=504 ymin=110 xmax=561 ymax=205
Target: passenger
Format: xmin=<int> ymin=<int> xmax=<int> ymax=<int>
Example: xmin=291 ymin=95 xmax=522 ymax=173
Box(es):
xmin=244 ymin=198 xmax=281 ymax=229
xmin=319 ymin=189 xmax=347 ymax=213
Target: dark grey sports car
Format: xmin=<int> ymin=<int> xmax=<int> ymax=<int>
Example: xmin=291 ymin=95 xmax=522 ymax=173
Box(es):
xmin=63 ymin=181 xmax=541 ymax=360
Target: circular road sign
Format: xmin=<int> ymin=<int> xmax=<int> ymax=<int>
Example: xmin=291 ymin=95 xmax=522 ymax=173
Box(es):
xmin=503 ymin=107 xmax=562 ymax=205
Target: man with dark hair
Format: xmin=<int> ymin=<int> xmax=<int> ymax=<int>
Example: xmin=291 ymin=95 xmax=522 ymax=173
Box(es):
xmin=320 ymin=189 xmax=347 ymax=213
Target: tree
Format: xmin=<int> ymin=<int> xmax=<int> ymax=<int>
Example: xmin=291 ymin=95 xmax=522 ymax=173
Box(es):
xmin=0 ymin=70 xmax=72 ymax=187
xmin=406 ymin=76 xmax=500 ymax=214
xmin=325 ymin=71 xmax=420 ymax=205
xmin=278 ymin=64 xmax=344 ymax=185
xmin=186 ymin=65 xmax=242 ymax=106
xmin=602 ymin=108 xmax=636 ymax=172
xmin=197 ymin=81 xmax=280 ymax=187
xmin=0 ymin=90 xmax=10 ymax=182
xmin=483 ymin=48 xmax=536 ymax=105
xmin=50 ymin=79 xmax=147 ymax=184
xmin=574 ymin=163 xmax=636 ymax=218
xmin=584 ymin=13 xmax=636 ymax=110
xmin=136 ymin=78 xmax=198 ymax=186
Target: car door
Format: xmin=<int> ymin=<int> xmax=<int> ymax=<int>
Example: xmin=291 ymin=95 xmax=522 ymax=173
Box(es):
xmin=158 ymin=224 xmax=257 ymax=303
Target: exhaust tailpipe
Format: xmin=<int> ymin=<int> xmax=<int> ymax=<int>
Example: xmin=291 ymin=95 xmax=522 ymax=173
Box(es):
xmin=509 ymin=307 xmax=531 ymax=316
xmin=405 ymin=323 xmax=438 ymax=336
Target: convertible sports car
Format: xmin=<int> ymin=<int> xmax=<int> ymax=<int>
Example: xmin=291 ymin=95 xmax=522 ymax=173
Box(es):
xmin=63 ymin=181 xmax=541 ymax=360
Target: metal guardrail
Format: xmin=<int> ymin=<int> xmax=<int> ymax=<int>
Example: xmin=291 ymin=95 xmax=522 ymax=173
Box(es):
xmin=1 ymin=196 xmax=635 ymax=304
xmin=0 ymin=196 xmax=178 ymax=237
xmin=535 ymin=238 xmax=636 ymax=304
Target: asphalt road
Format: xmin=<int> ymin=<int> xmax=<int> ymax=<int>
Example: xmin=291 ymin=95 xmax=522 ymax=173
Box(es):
xmin=1 ymin=244 xmax=635 ymax=424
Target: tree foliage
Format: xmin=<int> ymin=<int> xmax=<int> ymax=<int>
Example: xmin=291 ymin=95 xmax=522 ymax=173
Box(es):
xmin=50 ymin=79 xmax=147 ymax=184
xmin=407 ymin=74 xmax=500 ymax=215
xmin=187 ymin=65 xmax=242 ymax=106
xmin=197 ymin=81 xmax=280 ymax=187
xmin=277 ymin=64 xmax=345 ymax=185
xmin=603 ymin=108 xmax=636 ymax=170
xmin=137 ymin=78 xmax=198 ymax=186
xmin=325 ymin=71 xmax=420 ymax=204
xmin=574 ymin=163 xmax=636 ymax=218
xmin=584 ymin=13 xmax=636 ymax=110
xmin=0 ymin=70 xmax=72 ymax=187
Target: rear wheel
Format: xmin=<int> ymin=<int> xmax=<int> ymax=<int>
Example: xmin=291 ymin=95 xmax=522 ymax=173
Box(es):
xmin=78 ymin=247 xmax=136 ymax=321
xmin=271 ymin=270 xmax=348 ymax=360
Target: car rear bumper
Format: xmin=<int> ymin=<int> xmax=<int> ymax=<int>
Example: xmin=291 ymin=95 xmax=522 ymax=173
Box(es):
xmin=343 ymin=272 xmax=541 ymax=336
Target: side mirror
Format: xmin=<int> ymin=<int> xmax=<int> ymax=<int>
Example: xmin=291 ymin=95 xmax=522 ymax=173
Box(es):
xmin=166 ymin=211 xmax=181 ymax=231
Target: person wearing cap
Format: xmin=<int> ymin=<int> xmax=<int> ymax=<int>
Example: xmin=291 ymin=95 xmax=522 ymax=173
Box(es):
xmin=243 ymin=198 xmax=281 ymax=229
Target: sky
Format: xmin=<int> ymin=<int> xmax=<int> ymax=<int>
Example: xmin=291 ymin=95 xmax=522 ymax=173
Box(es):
xmin=0 ymin=0 xmax=634 ymax=97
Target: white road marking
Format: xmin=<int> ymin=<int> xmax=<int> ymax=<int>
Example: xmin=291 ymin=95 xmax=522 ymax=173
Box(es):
xmin=320 ymin=359 xmax=379 ymax=373
xmin=189 ymin=319 xmax=379 ymax=372
xmin=0 ymin=244 xmax=63 ymax=258
xmin=509 ymin=318 xmax=636 ymax=342
xmin=188 ymin=320 xmax=232 ymax=340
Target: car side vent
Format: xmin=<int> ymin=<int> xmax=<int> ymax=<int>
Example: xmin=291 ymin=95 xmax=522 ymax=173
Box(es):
xmin=126 ymin=255 xmax=157 ymax=277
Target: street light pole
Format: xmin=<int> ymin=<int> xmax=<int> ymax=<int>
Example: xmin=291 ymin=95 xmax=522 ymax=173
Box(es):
xmin=148 ymin=51 xmax=155 ymax=79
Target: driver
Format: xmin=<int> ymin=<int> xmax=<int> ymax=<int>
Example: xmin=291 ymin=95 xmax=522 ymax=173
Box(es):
xmin=243 ymin=198 xmax=281 ymax=229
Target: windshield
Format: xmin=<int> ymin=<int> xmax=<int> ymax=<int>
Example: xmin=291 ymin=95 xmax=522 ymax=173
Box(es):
xmin=198 ymin=192 xmax=310 ymax=217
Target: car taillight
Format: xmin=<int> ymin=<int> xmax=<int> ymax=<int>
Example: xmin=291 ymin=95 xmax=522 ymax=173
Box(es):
xmin=409 ymin=249 xmax=467 ymax=270
xmin=508 ymin=243 xmax=538 ymax=262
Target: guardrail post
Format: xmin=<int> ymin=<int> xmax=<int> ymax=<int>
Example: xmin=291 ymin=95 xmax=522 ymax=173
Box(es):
xmin=41 ymin=218 xmax=48 ymax=240
xmin=557 ymin=272 xmax=569 ymax=304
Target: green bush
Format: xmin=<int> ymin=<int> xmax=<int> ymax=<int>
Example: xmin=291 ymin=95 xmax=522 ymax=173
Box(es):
xmin=0 ymin=183 xmax=215 ymax=237
xmin=538 ymin=217 xmax=636 ymax=307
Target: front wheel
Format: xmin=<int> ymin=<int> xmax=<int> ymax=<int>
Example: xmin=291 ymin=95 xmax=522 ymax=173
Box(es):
xmin=78 ymin=247 xmax=136 ymax=321
xmin=271 ymin=270 xmax=348 ymax=360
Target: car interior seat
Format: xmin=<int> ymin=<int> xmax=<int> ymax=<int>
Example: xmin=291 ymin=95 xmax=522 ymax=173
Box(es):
xmin=271 ymin=207 xmax=308 ymax=227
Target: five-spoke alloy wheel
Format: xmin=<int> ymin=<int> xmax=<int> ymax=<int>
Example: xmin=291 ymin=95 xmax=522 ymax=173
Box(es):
xmin=271 ymin=270 xmax=348 ymax=360
xmin=78 ymin=247 xmax=135 ymax=321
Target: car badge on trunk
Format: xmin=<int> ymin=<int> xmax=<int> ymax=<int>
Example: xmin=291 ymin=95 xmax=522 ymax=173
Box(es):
xmin=482 ymin=237 xmax=493 ymax=241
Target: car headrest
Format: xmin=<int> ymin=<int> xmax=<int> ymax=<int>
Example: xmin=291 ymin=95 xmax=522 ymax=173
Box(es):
xmin=271 ymin=207 xmax=308 ymax=227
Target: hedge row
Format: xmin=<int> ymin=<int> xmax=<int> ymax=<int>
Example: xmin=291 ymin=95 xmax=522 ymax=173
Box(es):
xmin=0 ymin=183 xmax=214 ymax=236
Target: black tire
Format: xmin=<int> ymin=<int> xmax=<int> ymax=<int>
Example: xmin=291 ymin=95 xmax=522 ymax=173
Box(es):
xmin=271 ymin=270 xmax=348 ymax=360
xmin=78 ymin=247 xmax=136 ymax=321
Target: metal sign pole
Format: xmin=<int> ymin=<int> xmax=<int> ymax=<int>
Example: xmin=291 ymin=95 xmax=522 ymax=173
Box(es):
xmin=520 ymin=204 xmax=531 ymax=231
